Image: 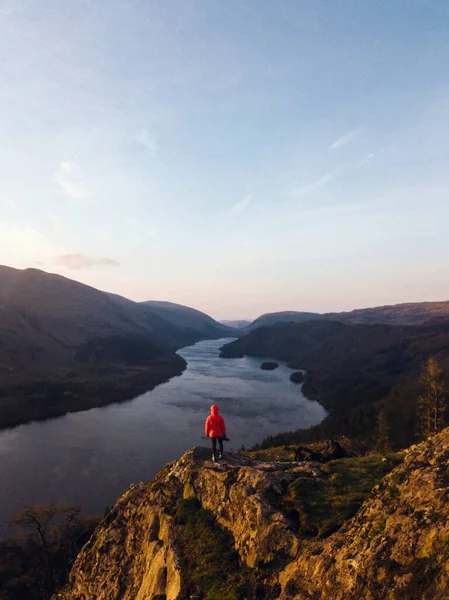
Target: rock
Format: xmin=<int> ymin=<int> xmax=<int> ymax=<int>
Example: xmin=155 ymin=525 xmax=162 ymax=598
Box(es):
xmin=293 ymin=445 xmax=322 ymax=462
xmin=57 ymin=429 xmax=449 ymax=600
xmin=320 ymin=440 xmax=350 ymax=463
xmin=294 ymin=439 xmax=355 ymax=464
xmin=57 ymin=449 xmax=307 ymax=599
xmin=260 ymin=361 xmax=279 ymax=370
xmin=293 ymin=440 xmax=350 ymax=463
xmin=279 ymin=428 xmax=449 ymax=599
xmin=290 ymin=371 xmax=305 ymax=384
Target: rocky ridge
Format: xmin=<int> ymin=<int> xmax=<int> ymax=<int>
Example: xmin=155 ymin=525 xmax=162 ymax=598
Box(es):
xmin=58 ymin=429 xmax=449 ymax=600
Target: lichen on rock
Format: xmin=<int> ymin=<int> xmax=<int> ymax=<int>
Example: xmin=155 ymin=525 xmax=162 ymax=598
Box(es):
xmin=57 ymin=429 xmax=449 ymax=600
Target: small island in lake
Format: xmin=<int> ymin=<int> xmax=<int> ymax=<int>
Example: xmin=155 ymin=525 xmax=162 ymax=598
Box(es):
xmin=260 ymin=361 xmax=279 ymax=371
xmin=290 ymin=371 xmax=305 ymax=384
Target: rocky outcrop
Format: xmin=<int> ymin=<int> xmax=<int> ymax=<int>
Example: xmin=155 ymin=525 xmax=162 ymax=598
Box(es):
xmin=57 ymin=448 xmax=318 ymax=600
xmin=58 ymin=430 xmax=449 ymax=600
xmin=279 ymin=428 xmax=449 ymax=599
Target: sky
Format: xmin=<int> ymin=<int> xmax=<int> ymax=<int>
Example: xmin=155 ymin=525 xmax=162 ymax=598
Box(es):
xmin=1 ymin=0 xmax=449 ymax=320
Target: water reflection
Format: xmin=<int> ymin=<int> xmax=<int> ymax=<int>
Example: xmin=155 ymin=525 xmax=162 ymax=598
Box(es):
xmin=0 ymin=338 xmax=326 ymax=533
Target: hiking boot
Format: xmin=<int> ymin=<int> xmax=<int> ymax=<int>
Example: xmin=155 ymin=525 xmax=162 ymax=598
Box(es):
xmin=218 ymin=452 xmax=223 ymax=460
xmin=212 ymin=455 xmax=217 ymax=462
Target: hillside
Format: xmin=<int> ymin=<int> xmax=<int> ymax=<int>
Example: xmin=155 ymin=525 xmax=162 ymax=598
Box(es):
xmin=331 ymin=300 xmax=449 ymax=325
xmin=56 ymin=428 xmax=449 ymax=600
xmin=220 ymin=319 xmax=252 ymax=329
xmin=245 ymin=311 xmax=320 ymax=331
xmin=245 ymin=300 xmax=449 ymax=331
xmin=141 ymin=300 xmax=232 ymax=338
xmin=220 ymin=319 xmax=449 ymax=449
xmin=0 ymin=266 xmax=228 ymax=429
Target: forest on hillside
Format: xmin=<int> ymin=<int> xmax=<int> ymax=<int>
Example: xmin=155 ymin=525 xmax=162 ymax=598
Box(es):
xmin=221 ymin=318 xmax=449 ymax=450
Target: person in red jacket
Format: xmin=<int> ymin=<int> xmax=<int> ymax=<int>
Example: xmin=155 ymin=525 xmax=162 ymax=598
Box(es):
xmin=205 ymin=404 xmax=227 ymax=461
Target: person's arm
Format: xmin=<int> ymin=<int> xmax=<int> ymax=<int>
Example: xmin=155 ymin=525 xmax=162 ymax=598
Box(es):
xmin=221 ymin=416 xmax=226 ymax=437
xmin=205 ymin=416 xmax=211 ymax=437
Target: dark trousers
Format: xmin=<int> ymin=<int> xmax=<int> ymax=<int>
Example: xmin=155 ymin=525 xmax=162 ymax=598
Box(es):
xmin=212 ymin=437 xmax=224 ymax=458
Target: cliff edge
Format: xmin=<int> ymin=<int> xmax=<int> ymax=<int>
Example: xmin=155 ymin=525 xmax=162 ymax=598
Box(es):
xmin=57 ymin=429 xmax=449 ymax=600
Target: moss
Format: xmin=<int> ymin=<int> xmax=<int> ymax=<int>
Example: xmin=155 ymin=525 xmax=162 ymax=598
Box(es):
xmin=288 ymin=453 xmax=404 ymax=538
xmin=174 ymin=499 xmax=257 ymax=600
xmin=245 ymin=447 xmax=296 ymax=462
xmin=417 ymin=534 xmax=449 ymax=560
xmin=183 ymin=475 xmax=196 ymax=499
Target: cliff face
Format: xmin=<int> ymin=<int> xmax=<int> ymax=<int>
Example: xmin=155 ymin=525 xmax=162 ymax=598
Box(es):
xmin=58 ymin=430 xmax=449 ymax=600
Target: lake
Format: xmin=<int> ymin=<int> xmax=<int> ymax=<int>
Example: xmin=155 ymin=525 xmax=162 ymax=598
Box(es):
xmin=0 ymin=338 xmax=326 ymax=534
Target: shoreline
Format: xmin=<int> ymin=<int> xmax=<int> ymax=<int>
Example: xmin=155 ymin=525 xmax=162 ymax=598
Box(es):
xmin=0 ymin=356 xmax=187 ymax=432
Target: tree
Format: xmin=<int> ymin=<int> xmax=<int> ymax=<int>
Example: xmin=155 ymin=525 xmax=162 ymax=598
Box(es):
xmin=6 ymin=503 xmax=99 ymax=600
xmin=416 ymin=356 xmax=447 ymax=441
xmin=9 ymin=504 xmax=58 ymax=599
xmin=376 ymin=408 xmax=390 ymax=452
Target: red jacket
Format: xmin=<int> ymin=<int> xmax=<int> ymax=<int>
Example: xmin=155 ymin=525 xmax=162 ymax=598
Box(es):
xmin=205 ymin=405 xmax=226 ymax=438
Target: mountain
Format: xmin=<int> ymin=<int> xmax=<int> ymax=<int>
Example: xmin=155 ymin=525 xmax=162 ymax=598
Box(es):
xmin=0 ymin=266 xmax=229 ymax=429
xmin=57 ymin=428 xmax=449 ymax=600
xmin=220 ymin=318 xmax=449 ymax=449
xmin=328 ymin=300 xmax=449 ymax=325
xmin=245 ymin=311 xmax=320 ymax=331
xmin=220 ymin=319 xmax=252 ymax=329
xmin=141 ymin=300 xmax=232 ymax=338
xmin=244 ymin=300 xmax=449 ymax=331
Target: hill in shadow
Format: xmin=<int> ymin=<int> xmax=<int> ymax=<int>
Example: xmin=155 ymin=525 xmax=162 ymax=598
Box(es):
xmin=221 ymin=318 xmax=449 ymax=449
xmin=0 ymin=266 xmax=230 ymax=429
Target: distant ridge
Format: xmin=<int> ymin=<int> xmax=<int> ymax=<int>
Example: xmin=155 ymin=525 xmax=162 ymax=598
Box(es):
xmin=327 ymin=300 xmax=449 ymax=324
xmin=246 ymin=311 xmax=319 ymax=331
xmin=244 ymin=300 xmax=449 ymax=331
xmin=220 ymin=319 xmax=251 ymax=329
xmin=141 ymin=300 xmax=232 ymax=338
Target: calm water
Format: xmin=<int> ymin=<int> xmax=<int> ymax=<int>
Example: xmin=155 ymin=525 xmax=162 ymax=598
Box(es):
xmin=0 ymin=338 xmax=326 ymax=534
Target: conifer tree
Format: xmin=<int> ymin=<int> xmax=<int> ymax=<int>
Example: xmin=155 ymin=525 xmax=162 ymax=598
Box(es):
xmin=416 ymin=356 xmax=447 ymax=440
xmin=376 ymin=408 xmax=390 ymax=452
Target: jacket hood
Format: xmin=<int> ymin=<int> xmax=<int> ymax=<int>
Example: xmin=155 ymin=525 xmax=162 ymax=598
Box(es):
xmin=210 ymin=405 xmax=219 ymax=415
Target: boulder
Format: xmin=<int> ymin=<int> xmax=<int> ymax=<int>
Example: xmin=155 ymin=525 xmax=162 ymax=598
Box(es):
xmin=294 ymin=440 xmax=352 ymax=463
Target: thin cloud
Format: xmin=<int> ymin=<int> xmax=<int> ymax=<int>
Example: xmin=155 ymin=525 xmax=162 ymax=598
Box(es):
xmin=292 ymin=169 xmax=342 ymax=197
xmin=328 ymin=127 xmax=364 ymax=151
xmin=233 ymin=193 xmax=253 ymax=212
xmin=135 ymin=129 xmax=157 ymax=156
xmin=55 ymin=254 xmax=120 ymax=270
xmin=301 ymin=202 xmax=366 ymax=218
xmin=54 ymin=160 xmax=91 ymax=201
xmin=358 ymin=152 xmax=375 ymax=168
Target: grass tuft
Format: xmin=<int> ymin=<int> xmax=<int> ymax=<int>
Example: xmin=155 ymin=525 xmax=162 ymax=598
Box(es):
xmin=288 ymin=453 xmax=404 ymax=538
